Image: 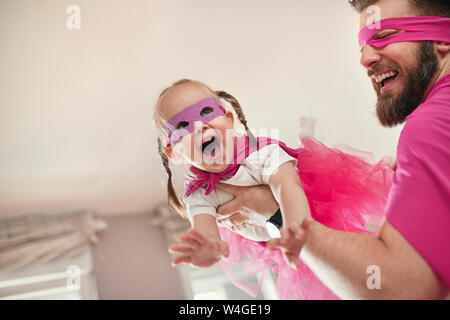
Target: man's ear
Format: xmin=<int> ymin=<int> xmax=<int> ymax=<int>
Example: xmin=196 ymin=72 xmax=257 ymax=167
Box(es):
xmin=225 ymin=111 xmax=234 ymax=125
xmin=164 ymin=146 xmax=173 ymax=159
xmin=435 ymin=42 xmax=450 ymax=55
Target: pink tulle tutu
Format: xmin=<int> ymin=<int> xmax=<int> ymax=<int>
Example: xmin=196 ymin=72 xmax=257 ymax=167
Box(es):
xmin=219 ymin=137 xmax=394 ymax=300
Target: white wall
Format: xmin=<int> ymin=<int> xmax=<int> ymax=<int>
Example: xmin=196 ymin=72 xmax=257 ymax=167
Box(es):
xmin=0 ymin=0 xmax=402 ymax=217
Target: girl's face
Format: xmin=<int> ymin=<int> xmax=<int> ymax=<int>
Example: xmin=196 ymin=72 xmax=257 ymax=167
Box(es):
xmin=161 ymin=82 xmax=237 ymax=173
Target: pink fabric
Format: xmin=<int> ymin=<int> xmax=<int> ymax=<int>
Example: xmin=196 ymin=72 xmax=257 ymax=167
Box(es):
xmin=185 ymin=164 xmax=240 ymax=197
xmin=385 ymin=74 xmax=450 ymax=287
xmin=358 ymin=16 xmax=450 ymax=48
xmin=184 ymin=135 xmax=299 ymax=197
xmin=219 ymin=137 xmax=394 ymax=299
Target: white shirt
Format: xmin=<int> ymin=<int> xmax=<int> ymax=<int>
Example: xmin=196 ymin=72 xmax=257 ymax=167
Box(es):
xmin=183 ymin=143 xmax=297 ymax=241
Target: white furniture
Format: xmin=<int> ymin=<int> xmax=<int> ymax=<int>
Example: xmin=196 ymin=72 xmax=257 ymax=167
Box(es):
xmin=0 ymin=244 xmax=98 ymax=300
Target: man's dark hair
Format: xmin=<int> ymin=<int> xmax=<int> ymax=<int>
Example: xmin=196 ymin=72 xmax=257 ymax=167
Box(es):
xmin=348 ymin=0 xmax=450 ymax=17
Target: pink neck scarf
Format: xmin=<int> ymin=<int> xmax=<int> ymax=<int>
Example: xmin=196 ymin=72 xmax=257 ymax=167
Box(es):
xmin=359 ymin=16 xmax=450 ymax=48
xmin=184 ymin=135 xmax=299 ymax=197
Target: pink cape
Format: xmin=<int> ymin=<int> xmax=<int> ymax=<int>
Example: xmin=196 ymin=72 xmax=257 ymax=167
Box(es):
xmin=219 ymin=137 xmax=394 ymax=300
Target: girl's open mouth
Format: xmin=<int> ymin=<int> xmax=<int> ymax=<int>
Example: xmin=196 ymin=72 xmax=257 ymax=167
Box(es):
xmin=202 ymin=136 xmax=215 ymax=152
xmin=201 ymin=136 xmax=222 ymax=159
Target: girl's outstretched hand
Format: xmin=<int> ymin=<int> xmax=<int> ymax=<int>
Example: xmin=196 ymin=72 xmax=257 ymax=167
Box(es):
xmin=169 ymin=229 xmax=229 ymax=268
xmin=266 ymin=218 xmax=313 ymax=269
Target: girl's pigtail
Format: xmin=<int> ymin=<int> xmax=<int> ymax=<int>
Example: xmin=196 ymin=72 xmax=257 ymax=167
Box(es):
xmin=157 ymin=137 xmax=186 ymax=217
xmin=215 ymin=90 xmax=257 ymax=147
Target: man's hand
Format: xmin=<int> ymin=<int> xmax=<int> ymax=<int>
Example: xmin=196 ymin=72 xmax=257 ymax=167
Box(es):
xmin=215 ymin=183 xmax=279 ymax=219
xmin=169 ymin=229 xmax=229 ymax=268
xmin=218 ymin=213 xmax=254 ymax=231
xmin=267 ymin=218 xmax=313 ymax=269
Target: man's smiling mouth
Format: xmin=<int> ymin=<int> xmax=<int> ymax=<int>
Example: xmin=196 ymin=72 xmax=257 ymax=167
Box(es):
xmin=371 ymin=70 xmax=399 ymax=91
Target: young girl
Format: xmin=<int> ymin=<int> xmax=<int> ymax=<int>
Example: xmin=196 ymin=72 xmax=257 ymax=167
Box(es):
xmin=153 ymin=79 xmax=393 ymax=299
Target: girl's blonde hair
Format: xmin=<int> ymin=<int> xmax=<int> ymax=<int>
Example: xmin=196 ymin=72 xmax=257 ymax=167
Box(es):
xmin=153 ymin=79 xmax=254 ymax=217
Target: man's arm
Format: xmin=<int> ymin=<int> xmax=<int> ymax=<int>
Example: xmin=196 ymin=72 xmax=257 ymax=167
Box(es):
xmin=214 ymin=182 xmax=448 ymax=298
xmin=299 ymin=218 xmax=448 ymax=299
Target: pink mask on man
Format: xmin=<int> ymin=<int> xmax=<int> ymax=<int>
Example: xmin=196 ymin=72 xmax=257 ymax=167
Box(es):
xmin=164 ymin=97 xmax=226 ymax=146
xmin=358 ymin=16 xmax=450 ymax=48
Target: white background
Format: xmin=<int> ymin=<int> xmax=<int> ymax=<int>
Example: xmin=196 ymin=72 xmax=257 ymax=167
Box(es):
xmin=0 ymin=0 xmax=402 ymax=216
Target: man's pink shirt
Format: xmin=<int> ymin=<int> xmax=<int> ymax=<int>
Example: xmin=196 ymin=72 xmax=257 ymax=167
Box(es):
xmin=385 ymin=74 xmax=450 ymax=286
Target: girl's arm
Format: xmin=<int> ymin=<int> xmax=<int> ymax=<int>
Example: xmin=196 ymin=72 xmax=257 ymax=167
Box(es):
xmin=169 ymin=214 xmax=229 ymax=267
xmin=193 ymin=214 xmax=222 ymax=240
xmin=268 ymin=161 xmax=311 ymax=268
xmin=269 ymin=161 xmax=311 ymax=227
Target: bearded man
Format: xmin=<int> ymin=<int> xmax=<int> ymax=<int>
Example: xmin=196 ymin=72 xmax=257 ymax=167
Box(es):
xmin=216 ymin=0 xmax=450 ymax=299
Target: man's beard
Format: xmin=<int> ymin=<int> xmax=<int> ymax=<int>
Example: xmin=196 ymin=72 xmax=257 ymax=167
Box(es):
xmin=375 ymin=41 xmax=439 ymax=127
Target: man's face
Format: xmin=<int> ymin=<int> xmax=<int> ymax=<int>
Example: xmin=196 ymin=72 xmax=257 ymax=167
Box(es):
xmin=359 ymin=0 xmax=438 ymax=127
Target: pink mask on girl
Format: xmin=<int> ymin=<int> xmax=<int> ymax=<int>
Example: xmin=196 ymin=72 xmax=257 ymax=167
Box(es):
xmin=358 ymin=16 xmax=450 ymax=48
xmin=164 ymin=97 xmax=226 ymax=146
